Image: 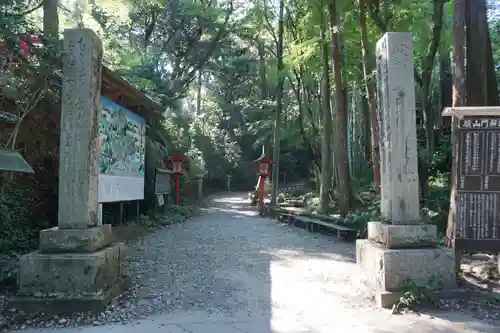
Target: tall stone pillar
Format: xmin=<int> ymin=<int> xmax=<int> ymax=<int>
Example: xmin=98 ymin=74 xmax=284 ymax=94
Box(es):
xmin=12 ymin=29 xmax=127 ymax=314
xmin=376 ymin=33 xmax=420 ymax=224
xmin=356 ymin=32 xmax=455 ymax=308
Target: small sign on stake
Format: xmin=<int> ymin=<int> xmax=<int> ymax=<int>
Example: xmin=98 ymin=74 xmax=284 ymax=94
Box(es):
xmin=154 ymin=168 xmax=172 ymax=195
xmin=157 ymin=194 xmax=164 ymax=207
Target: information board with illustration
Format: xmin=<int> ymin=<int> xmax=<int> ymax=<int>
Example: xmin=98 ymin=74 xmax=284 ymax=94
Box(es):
xmin=98 ymin=96 xmax=146 ymax=202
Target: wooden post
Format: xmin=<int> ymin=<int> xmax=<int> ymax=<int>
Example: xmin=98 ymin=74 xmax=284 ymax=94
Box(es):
xmin=175 ymin=174 xmax=180 ymax=205
xmin=136 ymin=200 xmax=140 ymax=219
xmin=197 ymin=178 xmax=203 ymax=199
xmin=119 ymin=202 xmax=124 ymax=224
xmin=259 ymin=175 xmax=265 ymax=215
xmin=98 ymin=204 xmax=103 ymax=225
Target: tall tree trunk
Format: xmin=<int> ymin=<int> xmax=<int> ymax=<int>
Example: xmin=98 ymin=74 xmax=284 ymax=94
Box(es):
xmin=465 ymin=0 xmax=499 ymax=106
xmin=319 ymin=1 xmax=333 ymax=214
xmin=292 ymin=70 xmax=322 ymax=169
xmin=445 ymin=0 xmax=499 ymax=268
xmin=257 ymin=39 xmax=268 ymax=102
xmin=440 ymin=47 xmax=453 ymax=127
xmin=331 ymin=92 xmax=337 ymax=188
xmin=196 ymin=70 xmax=205 ymax=134
xmin=42 ymin=0 xmax=59 ymax=83
xmin=270 ymin=0 xmax=285 ymax=206
xmin=43 ymin=0 xmax=59 ymax=41
xmin=421 ymin=0 xmax=446 ymax=156
xmin=293 ymin=84 xmax=321 ymax=170
xmin=196 ymin=70 xmax=202 ymax=116
xmin=328 ymin=0 xmax=351 ymax=215
xmin=257 ymin=39 xmax=268 ymax=186
xmin=361 ymin=95 xmax=371 ymax=162
xmin=418 ymin=0 xmax=447 ymax=202
xmin=359 ymin=0 xmax=380 ymax=187
xmin=445 ymin=0 xmax=466 ymax=251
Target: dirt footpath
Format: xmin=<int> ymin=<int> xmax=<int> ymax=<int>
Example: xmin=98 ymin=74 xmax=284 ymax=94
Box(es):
xmin=6 ymin=194 xmax=500 ymax=333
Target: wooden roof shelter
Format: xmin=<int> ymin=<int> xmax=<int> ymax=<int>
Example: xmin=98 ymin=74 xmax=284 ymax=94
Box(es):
xmin=101 ymin=66 xmax=165 ymax=122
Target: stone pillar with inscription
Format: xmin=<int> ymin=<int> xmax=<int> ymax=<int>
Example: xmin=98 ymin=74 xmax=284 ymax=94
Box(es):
xmin=355 ymin=32 xmax=456 ymax=308
xmin=11 ymin=29 xmax=127 ymax=314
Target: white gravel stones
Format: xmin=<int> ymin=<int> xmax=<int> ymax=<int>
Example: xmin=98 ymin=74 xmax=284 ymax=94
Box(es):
xmin=1 ymin=194 xmax=500 ymax=332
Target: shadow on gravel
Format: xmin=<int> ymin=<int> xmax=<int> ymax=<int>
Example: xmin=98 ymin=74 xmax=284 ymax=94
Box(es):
xmin=205 ymin=193 xmax=500 ymax=333
xmin=206 ymin=197 xmax=356 ymax=263
xmin=5 ymin=193 xmax=498 ymax=333
xmin=372 ymin=318 xmax=497 ymax=333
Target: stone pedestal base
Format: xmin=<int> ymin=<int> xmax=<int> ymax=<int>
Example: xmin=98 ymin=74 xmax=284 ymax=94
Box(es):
xmin=39 ymin=224 xmax=114 ymax=253
xmin=10 ymin=242 xmax=127 ymax=314
xmin=367 ymin=221 xmax=438 ymax=248
xmin=356 ymin=239 xmax=456 ymax=308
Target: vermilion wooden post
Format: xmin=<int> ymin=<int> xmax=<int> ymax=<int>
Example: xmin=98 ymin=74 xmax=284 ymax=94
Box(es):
xmin=170 ymin=155 xmax=185 ymax=206
xmin=175 ymin=174 xmax=180 ymax=205
xmin=259 ymin=175 xmax=265 ymax=215
xmin=254 ymin=157 xmax=271 ymax=216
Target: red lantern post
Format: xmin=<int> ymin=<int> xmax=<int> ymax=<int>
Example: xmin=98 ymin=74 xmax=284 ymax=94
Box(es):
xmin=255 ymin=157 xmax=272 ymax=215
xmin=170 ymin=155 xmax=185 ymax=205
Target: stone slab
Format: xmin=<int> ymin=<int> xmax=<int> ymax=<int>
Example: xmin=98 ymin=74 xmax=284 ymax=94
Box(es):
xmin=374 ymin=290 xmax=404 ymax=309
xmin=356 ymin=239 xmax=456 ymax=292
xmin=369 ymin=289 xmax=470 ymax=309
xmin=18 ymin=242 xmax=125 ymax=299
xmin=58 ymin=28 xmax=103 ymax=229
xmin=375 ymin=32 xmax=420 ymax=224
xmin=367 ymin=221 xmax=438 ymax=248
xmin=39 ymin=224 xmax=114 ymax=253
xmin=8 ymin=276 xmax=130 ymax=314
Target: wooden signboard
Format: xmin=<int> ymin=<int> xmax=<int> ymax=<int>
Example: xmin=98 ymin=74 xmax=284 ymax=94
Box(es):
xmin=154 ymin=168 xmax=172 ymax=195
xmin=443 ymin=107 xmax=500 ymax=251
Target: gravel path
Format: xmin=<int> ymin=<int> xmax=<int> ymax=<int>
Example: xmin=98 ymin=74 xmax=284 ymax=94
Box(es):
xmin=3 ymin=193 xmax=500 ymax=332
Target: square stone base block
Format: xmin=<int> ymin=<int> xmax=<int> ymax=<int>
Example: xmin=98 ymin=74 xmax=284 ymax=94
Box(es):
xmin=356 ymin=239 xmax=456 ymax=308
xmin=367 ymin=221 xmax=437 ymax=248
xmin=12 ymin=243 xmax=127 ymax=314
xmin=8 ymin=276 xmax=131 ymax=314
xmin=373 ymin=290 xmax=405 ymax=309
xmin=39 ymin=224 xmax=114 ymax=253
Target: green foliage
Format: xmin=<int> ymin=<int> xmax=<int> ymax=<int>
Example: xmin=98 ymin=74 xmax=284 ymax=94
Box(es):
xmin=0 ymin=1 xmax=57 ymax=127
xmin=91 ymin=0 xmax=236 ymax=101
xmin=89 ymin=0 xmax=257 ymax=191
xmin=0 ymin=182 xmax=54 ymax=254
xmin=393 ymin=279 xmax=440 ymax=314
xmin=0 ymin=1 xmax=61 ymax=255
xmin=344 ymin=201 xmax=380 ymax=231
xmin=156 ymin=205 xmax=195 ymax=226
xmin=490 ymin=18 xmax=500 ymax=84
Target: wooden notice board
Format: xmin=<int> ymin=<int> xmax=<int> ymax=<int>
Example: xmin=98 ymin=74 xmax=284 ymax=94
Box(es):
xmin=452 ymin=115 xmax=500 ymax=251
xmin=154 ymin=168 xmax=172 ymax=195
